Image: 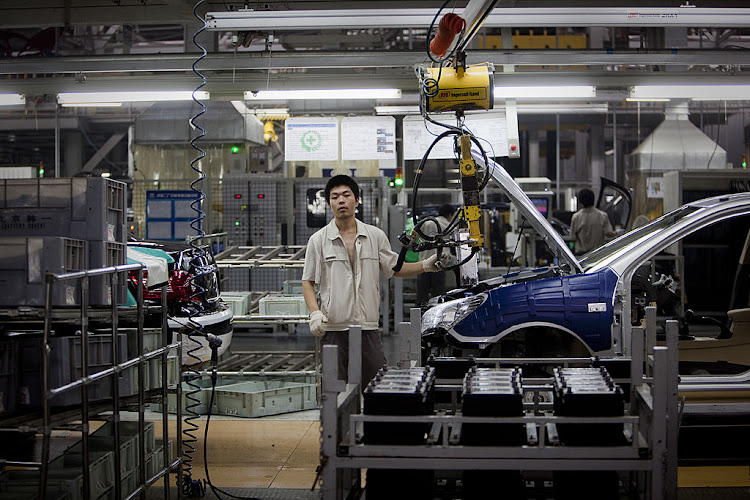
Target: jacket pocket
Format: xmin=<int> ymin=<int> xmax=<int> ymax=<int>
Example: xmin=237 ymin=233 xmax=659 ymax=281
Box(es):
xmin=323 ymin=253 xmax=353 ymax=325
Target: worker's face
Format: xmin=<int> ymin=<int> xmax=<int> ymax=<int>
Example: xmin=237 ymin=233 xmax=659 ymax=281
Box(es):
xmin=328 ymin=185 xmax=359 ymax=219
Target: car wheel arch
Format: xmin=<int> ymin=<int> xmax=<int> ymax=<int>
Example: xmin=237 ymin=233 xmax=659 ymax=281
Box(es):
xmin=483 ymin=322 xmax=596 ymax=358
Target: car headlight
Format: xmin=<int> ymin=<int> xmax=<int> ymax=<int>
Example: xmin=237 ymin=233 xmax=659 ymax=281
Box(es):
xmin=421 ymin=294 xmax=487 ymax=335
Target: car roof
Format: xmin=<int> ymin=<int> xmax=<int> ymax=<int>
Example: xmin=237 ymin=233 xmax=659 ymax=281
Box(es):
xmin=583 ymin=192 xmax=750 ymax=275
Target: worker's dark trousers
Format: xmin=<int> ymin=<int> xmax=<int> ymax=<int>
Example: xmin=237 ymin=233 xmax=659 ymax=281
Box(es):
xmin=321 ymin=330 xmax=386 ymax=388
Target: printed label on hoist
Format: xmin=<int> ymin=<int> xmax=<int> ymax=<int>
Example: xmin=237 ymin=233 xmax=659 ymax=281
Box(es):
xmin=588 ymin=302 xmax=607 ymax=313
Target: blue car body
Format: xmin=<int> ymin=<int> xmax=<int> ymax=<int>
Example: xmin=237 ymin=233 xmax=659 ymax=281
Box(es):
xmin=452 ymin=268 xmax=619 ymax=353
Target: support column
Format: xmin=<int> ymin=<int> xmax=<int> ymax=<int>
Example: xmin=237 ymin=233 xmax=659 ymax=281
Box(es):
xmin=528 ymin=128 xmax=541 ymax=177
xmin=590 ymin=124 xmax=605 ymax=191
xmin=62 ymin=130 xmax=84 ymax=177
xmin=574 ymin=129 xmax=588 ymax=183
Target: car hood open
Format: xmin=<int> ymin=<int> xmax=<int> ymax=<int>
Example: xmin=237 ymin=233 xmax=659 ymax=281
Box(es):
xmin=473 ymin=149 xmax=583 ymax=274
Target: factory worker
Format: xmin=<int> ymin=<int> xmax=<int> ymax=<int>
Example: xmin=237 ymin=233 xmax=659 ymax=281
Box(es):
xmin=302 ymin=174 xmax=444 ymax=386
xmin=570 ymin=187 xmax=615 ymax=255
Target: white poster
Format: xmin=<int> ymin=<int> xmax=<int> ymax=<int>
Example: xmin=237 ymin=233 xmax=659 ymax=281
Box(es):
xmin=285 ymin=117 xmax=340 ymax=161
xmin=647 ymin=177 xmax=665 ymax=199
xmin=341 ymin=116 xmax=396 ymax=160
xmin=402 ymin=112 xmax=509 ymax=160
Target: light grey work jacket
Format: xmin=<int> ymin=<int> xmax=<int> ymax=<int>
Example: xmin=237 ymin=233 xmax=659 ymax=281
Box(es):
xmin=302 ymin=218 xmax=398 ymax=331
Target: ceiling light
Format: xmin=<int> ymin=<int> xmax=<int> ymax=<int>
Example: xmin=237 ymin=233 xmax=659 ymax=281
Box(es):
xmin=626 ymin=97 xmax=670 ymax=102
xmin=494 ymin=86 xmax=595 ymax=99
xmin=630 ymin=85 xmax=750 ymax=100
xmin=61 ymin=102 xmax=123 ymax=108
xmin=0 ymin=94 xmax=25 ymax=106
xmin=57 ymin=91 xmax=209 ymax=104
xmin=375 ymin=103 xmax=608 ymax=116
xmin=375 ymin=105 xmax=420 ymax=115
xmin=245 ymin=89 xmax=401 ymax=100
xmin=515 ymin=103 xmax=608 ymax=114
xmin=252 ymin=107 xmax=289 ymax=115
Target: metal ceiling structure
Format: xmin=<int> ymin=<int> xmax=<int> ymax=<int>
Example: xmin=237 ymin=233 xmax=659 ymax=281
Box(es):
xmin=0 ymin=1 xmax=748 ymax=176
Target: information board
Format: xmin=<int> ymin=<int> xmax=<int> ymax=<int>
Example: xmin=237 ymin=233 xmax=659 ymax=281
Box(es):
xmin=145 ymin=190 xmax=201 ymax=241
xmin=285 ymin=117 xmax=340 ymax=161
xmin=402 ymin=112 xmax=509 ymax=160
xmin=341 ymin=116 xmax=396 ymax=160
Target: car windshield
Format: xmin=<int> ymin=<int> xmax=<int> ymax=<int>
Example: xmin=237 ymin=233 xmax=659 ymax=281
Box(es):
xmin=579 ymin=205 xmax=700 ymax=269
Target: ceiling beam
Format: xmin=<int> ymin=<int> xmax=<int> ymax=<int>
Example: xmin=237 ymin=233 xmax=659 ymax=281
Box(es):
xmin=3 ymin=72 xmax=749 ymax=97
xmin=1 ymin=49 xmax=748 ymax=75
xmin=206 ymin=7 xmax=750 ymax=30
xmin=0 ymin=0 xmax=195 ymax=28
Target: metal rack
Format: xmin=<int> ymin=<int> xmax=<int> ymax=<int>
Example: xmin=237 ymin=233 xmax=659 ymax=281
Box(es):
xmin=319 ymin=307 xmax=680 ymax=500
xmin=0 ymin=263 xmax=183 ymax=500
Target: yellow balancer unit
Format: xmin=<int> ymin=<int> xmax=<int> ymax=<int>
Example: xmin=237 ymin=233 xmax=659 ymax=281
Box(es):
xmin=424 ymin=64 xmax=494 ymax=113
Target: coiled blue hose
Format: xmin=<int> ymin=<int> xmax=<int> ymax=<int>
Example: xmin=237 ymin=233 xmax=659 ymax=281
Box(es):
xmin=181 ymin=0 xmax=209 ymax=496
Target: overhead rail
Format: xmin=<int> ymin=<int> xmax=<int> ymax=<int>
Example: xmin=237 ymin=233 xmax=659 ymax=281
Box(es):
xmin=206 ymin=7 xmax=750 ymax=31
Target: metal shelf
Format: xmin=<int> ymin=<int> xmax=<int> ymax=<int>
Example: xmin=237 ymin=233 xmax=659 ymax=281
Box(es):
xmin=215 ymin=245 xmax=306 ymax=269
xmin=0 ymin=264 xmax=184 ymax=500
xmin=319 ymin=309 xmax=679 ymax=500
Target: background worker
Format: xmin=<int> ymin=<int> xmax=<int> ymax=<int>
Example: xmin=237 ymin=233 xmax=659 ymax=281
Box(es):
xmin=570 ymin=187 xmax=615 ymax=255
xmin=417 ymin=203 xmax=456 ymax=305
xmin=302 ymin=175 xmax=445 ymax=386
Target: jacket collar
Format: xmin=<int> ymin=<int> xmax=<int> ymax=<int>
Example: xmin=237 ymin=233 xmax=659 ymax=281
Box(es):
xmin=325 ymin=217 xmax=367 ymax=240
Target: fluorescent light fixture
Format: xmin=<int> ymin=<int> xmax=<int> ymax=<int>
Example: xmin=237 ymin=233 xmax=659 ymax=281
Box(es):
xmin=245 ymin=89 xmax=401 ymax=100
xmin=61 ymin=102 xmax=123 ymax=108
xmin=515 ymin=103 xmax=608 ymax=114
xmin=252 ymin=107 xmax=289 ymax=115
xmin=101 ymin=172 xmax=111 ymax=178
xmin=626 ymin=97 xmax=670 ymax=102
xmin=57 ymin=91 xmax=209 ymax=104
xmin=0 ymin=94 xmax=25 ymax=106
xmin=494 ymin=86 xmax=595 ymax=99
xmin=375 ymin=105 xmax=420 ymax=115
xmin=376 ymin=103 xmax=608 ymax=115
xmin=630 ymin=85 xmax=750 ymax=100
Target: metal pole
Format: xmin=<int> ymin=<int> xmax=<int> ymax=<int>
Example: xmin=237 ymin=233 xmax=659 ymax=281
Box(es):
xmin=665 ymin=320 xmax=680 ymax=500
xmin=38 ymin=275 xmax=54 ymax=500
xmin=348 ymin=326 xmax=362 ymax=390
xmin=613 ymin=106 xmax=618 ymax=184
xmin=110 ymin=272 xmax=122 ymax=500
xmin=556 ymin=113 xmax=561 ymax=208
xmin=54 ymin=104 xmax=60 ymax=177
xmin=81 ymin=275 xmax=91 ymax=500
xmin=651 ymin=347 xmax=668 ymax=500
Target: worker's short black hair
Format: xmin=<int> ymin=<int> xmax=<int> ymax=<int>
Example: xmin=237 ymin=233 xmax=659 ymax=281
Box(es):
xmin=438 ymin=203 xmax=455 ymax=218
xmin=578 ymin=188 xmax=595 ymax=208
xmin=325 ymin=175 xmax=360 ymax=203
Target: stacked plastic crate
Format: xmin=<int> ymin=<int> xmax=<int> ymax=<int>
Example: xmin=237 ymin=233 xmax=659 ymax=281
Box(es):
xmin=0 ymin=421 xmax=170 ymax=499
xmin=461 ymin=367 xmax=525 ymax=498
xmin=0 ymin=177 xmax=127 ymax=307
xmin=363 ymin=367 xmax=436 ymax=500
xmin=257 ymin=279 xmax=308 ymax=316
xmin=552 ymin=367 xmax=625 ymax=499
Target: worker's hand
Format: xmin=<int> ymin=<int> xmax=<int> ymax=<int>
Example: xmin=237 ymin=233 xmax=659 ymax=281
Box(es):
xmin=309 ymin=310 xmax=327 ymax=338
xmin=422 ymin=253 xmax=444 ymax=273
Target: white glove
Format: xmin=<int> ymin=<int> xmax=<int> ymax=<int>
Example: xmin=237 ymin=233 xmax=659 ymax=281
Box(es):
xmin=309 ymin=310 xmax=327 ymax=338
xmin=422 ymin=253 xmax=442 ymax=273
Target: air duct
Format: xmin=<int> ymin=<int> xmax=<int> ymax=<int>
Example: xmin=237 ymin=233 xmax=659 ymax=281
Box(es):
xmin=134 ymin=101 xmax=264 ymax=145
xmin=629 ymin=102 xmax=726 ymax=171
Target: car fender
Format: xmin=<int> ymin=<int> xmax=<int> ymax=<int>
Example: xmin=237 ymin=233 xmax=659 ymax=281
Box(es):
xmin=449 ymin=320 xmax=601 ymax=356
